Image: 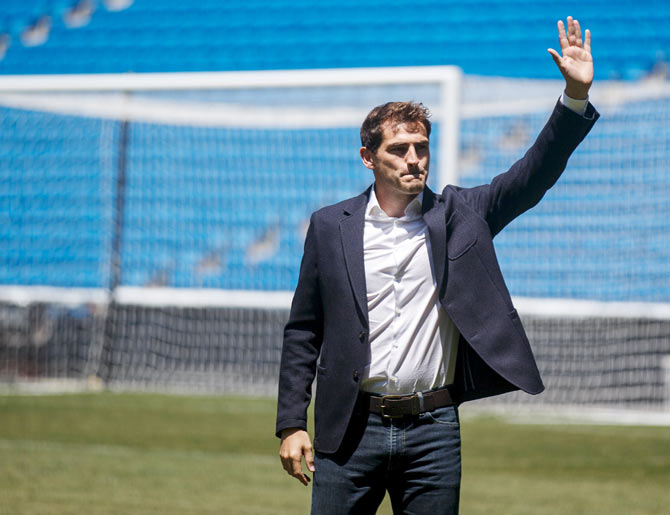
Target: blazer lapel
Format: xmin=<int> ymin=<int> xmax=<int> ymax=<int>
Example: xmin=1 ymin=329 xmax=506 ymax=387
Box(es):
xmin=422 ymin=187 xmax=447 ymax=293
xmin=339 ymin=189 xmax=370 ymax=326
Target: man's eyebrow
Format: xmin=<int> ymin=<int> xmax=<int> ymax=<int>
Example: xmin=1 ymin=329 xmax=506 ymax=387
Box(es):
xmin=390 ymin=140 xmax=428 ymax=147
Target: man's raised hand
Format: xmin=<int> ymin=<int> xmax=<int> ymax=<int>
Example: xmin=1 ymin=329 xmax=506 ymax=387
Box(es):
xmin=548 ymin=16 xmax=593 ymax=100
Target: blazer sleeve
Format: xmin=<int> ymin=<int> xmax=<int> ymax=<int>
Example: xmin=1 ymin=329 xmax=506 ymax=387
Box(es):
xmin=457 ymin=99 xmax=599 ymax=236
xmin=275 ymin=214 xmax=324 ymax=437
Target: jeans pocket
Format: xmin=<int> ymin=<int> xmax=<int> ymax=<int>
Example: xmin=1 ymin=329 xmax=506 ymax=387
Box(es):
xmin=424 ymin=406 xmax=460 ymax=427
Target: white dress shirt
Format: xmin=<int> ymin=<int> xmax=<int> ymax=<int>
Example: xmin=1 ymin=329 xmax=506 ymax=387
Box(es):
xmin=561 ymin=92 xmax=589 ymax=116
xmin=359 ymin=93 xmax=589 ymax=395
xmin=360 ymin=188 xmax=459 ymax=394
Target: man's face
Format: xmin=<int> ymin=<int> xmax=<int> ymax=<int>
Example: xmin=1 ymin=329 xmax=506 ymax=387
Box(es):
xmin=361 ymin=121 xmax=430 ymax=198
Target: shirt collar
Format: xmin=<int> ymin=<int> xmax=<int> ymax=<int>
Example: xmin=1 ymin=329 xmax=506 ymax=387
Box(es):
xmin=366 ymin=184 xmax=424 ymax=220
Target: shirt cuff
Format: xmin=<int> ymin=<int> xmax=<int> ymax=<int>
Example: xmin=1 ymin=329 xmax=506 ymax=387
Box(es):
xmin=561 ymin=91 xmax=589 ymax=116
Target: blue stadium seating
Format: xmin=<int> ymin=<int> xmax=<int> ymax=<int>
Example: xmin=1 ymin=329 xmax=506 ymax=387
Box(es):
xmin=0 ymin=0 xmax=669 ymax=80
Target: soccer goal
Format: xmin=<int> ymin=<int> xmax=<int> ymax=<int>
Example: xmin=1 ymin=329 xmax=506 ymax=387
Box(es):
xmin=0 ymin=66 xmax=461 ymax=394
xmin=0 ymin=68 xmax=669 ymax=417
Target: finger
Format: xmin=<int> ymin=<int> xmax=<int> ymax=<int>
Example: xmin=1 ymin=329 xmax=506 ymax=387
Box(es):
xmin=280 ymin=451 xmax=295 ymax=472
xmin=584 ymin=29 xmax=591 ymax=53
xmin=296 ymin=472 xmax=310 ymax=486
xmin=567 ymin=16 xmax=576 ymax=46
xmin=547 ymin=48 xmax=564 ymax=71
xmin=295 ymin=469 xmax=310 ymax=486
xmin=289 ymin=455 xmax=310 ymax=486
xmin=280 ymin=455 xmax=292 ymax=473
xmin=573 ymin=18 xmax=583 ymax=47
xmin=305 ymin=446 xmax=315 ymax=473
xmin=557 ymin=20 xmax=568 ymax=52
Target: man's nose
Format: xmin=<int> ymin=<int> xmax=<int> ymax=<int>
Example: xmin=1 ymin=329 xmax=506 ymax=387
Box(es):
xmin=406 ymin=146 xmax=419 ymax=165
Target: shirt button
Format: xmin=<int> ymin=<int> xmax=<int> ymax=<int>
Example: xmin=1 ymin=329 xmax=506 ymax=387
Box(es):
xmin=359 ymin=330 xmax=366 ymax=342
xmin=353 ymin=370 xmax=359 ymax=381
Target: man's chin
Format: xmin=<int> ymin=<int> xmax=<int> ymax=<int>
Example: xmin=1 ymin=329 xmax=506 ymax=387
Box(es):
xmin=408 ymin=186 xmax=424 ymax=195
xmin=402 ymin=181 xmax=425 ymax=195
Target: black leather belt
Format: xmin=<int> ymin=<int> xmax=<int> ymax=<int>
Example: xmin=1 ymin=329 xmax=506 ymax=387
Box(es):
xmin=362 ymin=386 xmax=455 ymax=419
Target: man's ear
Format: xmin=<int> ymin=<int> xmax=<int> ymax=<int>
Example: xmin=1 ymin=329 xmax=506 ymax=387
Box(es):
xmin=360 ymin=147 xmax=375 ymax=171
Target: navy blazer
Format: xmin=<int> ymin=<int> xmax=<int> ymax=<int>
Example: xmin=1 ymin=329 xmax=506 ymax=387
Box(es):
xmin=277 ymin=100 xmax=599 ymax=454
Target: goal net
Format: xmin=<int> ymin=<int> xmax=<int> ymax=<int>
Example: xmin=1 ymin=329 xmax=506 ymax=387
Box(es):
xmin=458 ymin=77 xmax=670 ymax=411
xmin=1 ymin=69 xmax=669 ymax=413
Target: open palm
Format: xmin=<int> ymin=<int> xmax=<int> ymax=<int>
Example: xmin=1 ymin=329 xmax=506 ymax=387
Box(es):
xmin=548 ymin=16 xmax=593 ymax=99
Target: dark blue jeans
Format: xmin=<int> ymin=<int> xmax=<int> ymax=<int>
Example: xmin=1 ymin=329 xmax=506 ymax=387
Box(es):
xmin=311 ymin=405 xmax=461 ymax=514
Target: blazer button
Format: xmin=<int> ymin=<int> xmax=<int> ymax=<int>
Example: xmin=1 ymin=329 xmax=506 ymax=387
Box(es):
xmin=353 ymin=370 xmax=359 ymax=381
xmin=359 ymin=330 xmax=366 ymax=342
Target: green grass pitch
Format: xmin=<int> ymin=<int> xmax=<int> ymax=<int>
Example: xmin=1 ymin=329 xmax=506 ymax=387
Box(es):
xmin=1 ymin=393 xmax=669 ymax=514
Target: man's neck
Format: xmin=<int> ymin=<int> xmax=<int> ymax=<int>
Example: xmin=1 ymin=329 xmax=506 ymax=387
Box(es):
xmin=374 ymin=186 xmax=420 ymax=218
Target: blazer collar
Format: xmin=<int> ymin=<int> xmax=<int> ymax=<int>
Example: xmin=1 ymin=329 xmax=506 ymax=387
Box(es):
xmin=421 ymin=186 xmax=447 ymax=293
xmin=339 ymin=187 xmax=370 ymax=325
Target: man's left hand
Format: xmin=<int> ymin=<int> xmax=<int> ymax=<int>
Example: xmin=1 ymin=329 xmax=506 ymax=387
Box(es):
xmin=548 ymin=16 xmax=593 ymax=99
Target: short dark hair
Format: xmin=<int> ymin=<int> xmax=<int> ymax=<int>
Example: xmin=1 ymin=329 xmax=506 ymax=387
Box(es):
xmin=360 ymin=101 xmax=432 ymax=154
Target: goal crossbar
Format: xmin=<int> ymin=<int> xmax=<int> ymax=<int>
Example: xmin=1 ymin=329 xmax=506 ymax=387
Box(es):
xmin=0 ymin=67 xmax=462 ymax=187
xmin=2 ymin=285 xmax=670 ymax=320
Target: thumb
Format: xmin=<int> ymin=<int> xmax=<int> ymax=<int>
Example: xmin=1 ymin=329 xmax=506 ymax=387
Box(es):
xmin=304 ymin=446 xmax=315 ymax=472
xmin=547 ymin=48 xmax=563 ymax=69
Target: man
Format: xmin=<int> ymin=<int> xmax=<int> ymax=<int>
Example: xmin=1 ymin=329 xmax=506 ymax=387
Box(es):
xmin=277 ymin=17 xmax=599 ymax=514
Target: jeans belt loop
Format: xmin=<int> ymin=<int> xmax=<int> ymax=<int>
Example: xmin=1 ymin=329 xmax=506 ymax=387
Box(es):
xmin=416 ymin=391 xmax=424 ymax=414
